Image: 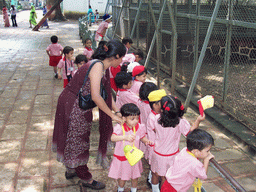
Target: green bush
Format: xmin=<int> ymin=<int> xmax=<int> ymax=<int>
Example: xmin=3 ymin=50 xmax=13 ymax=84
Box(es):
xmin=64 ymin=11 xmax=86 ymax=20
xmin=17 ymin=5 xmax=22 ymax=10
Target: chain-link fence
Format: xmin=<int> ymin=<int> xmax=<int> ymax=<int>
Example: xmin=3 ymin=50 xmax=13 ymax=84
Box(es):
xmin=110 ymin=0 xmax=256 ymax=132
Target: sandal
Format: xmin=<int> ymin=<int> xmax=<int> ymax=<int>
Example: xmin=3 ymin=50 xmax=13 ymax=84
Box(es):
xmin=78 ymin=179 xmax=105 ymax=190
xmin=65 ymin=171 xmax=77 ymax=180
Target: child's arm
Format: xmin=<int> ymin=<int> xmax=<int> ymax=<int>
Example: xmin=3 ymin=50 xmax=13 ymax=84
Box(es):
xmin=111 ymin=133 xmax=135 ymax=143
xmin=57 ymin=68 xmax=62 ymax=79
xmin=190 ymin=113 xmax=205 ymax=131
xmin=203 ymin=152 xmax=214 ymax=173
xmin=140 ymin=137 xmax=154 ymax=146
xmin=46 ymin=50 xmax=50 ymax=57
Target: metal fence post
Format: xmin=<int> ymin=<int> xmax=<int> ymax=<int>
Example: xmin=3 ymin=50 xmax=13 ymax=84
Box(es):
xmin=112 ymin=0 xmax=126 ymax=39
xmin=222 ymin=0 xmax=233 ymax=103
xmin=184 ymin=0 xmax=222 ymax=109
xmin=130 ymin=0 xmax=143 ymax=39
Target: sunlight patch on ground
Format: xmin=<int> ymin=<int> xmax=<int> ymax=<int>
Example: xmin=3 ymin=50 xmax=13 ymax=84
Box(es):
xmin=205 ymin=75 xmax=223 ymax=82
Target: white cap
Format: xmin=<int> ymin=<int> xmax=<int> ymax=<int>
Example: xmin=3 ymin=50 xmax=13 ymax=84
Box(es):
xmin=127 ymin=62 xmax=141 ymax=73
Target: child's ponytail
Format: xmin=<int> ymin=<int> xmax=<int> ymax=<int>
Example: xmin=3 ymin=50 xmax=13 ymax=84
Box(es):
xmin=158 ymin=96 xmax=185 ymax=128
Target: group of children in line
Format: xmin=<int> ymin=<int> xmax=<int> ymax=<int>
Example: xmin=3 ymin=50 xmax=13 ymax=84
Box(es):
xmin=46 ymin=32 xmax=215 ymax=192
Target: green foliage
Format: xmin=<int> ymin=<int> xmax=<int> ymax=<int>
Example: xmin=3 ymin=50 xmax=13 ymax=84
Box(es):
xmin=64 ymin=11 xmax=86 ymax=20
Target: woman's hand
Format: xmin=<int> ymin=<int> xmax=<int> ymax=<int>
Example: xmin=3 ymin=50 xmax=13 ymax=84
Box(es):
xmin=111 ymin=114 xmax=123 ymax=124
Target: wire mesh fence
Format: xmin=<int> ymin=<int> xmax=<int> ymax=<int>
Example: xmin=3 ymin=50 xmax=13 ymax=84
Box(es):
xmin=110 ymin=0 xmax=256 ymax=132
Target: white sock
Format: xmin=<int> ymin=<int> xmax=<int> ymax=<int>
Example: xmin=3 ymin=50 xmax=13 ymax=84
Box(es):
xmin=131 ymin=187 xmax=137 ymax=192
xmin=148 ymin=170 xmax=152 ymax=183
xmin=118 ymin=186 xmax=124 ymax=192
xmin=152 ymin=183 xmax=160 ymax=192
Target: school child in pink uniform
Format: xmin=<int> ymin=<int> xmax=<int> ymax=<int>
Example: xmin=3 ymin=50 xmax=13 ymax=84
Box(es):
xmin=95 ymin=14 xmax=112 ymax=43
xmin=146 ymin=89 xmax=167 ymax=187
xmin=161 ymin=129 xmax=214 ymax=192
xmin=149 ymin=94 xmax=205 ymax=192
xmin=83 ymin=38 xmax=94 ymax=61
xmin=115 ymin=71 xmax=139 ymax=110
xmin=136 ymin=82 xmax=158 ymax=157
xmin=74 ymin=54 xmax=88 ymax=74
xmin=57 ymin=46 xmax=75 ymax=88
xmin=46 ymin=35 xmax=63 ymax=78
xmin=122 ymin=37 xmax=133 ymax=54
xmin=129 ymin=65 xmax=147 ymax=96
xmin=110 ymin=49 xmax=144 ymax=92
xmin=108 ymin=103 xmax=153 ymax=192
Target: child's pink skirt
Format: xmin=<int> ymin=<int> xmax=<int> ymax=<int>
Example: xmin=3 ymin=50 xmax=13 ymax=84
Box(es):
xmin=108 ymin=156 xmax=143 ymax=180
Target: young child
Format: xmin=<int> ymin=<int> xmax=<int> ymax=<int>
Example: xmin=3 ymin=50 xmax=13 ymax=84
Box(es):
xmin=149 ymin=94 xmax=205 ymax=192
xmin=95 ymin=9 xmax=99 ymax=24
xmin=115 ymin=71 xmax=139 ymax=109
xmin=136 ymin=82 xmax=158 ymax=157
xmin=161 ymin=129 xmax=214 ymax=192
xmin=108 ymin=103 xmax=153 ymax=192
xmin=83 ymin=38 xmax=94 ymax=61
xmin=122 ymin=37 xmax=133 ymax=54
xmin=74 ymin=54 xmax=88 ymax=74
xmin=95 ymin=14 xmax=112 ymax=43
xmin=57 ymin=46 xmax=75 ymax=88
xmin=46 ymin=35 xmax=63 ymax=78
xmin=146 ymin=89 xmax=167 ymax=187
xmin=110 ymin=49 xmax=144 ymax=92
xmin=129 ymin=65 xmax=147 ymax=95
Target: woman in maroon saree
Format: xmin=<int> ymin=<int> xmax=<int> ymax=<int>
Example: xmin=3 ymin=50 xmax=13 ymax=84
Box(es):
xmin=2 ymin=6 xmax=10 ymax=27
xmin=52 ymin=40 xmax=126 ymax=190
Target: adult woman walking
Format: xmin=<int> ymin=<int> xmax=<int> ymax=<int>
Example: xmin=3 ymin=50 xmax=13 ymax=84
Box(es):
xmin=52 ymin=40 xmax=126 ymax=190
xmin=42 ymin=6 xmax=49 ymax=28
xmin=10 ymin=5 xmax=17 ymax=27
xmin=29 ymin=5 xmax=37 ymax=28
xmin=2 ymin=6 xmax=10 ymax=27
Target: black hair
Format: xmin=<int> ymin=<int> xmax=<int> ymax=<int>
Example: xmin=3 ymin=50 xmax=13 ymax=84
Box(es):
xmin=98 ymin=40 xmax=107 ymax=48
xmin=149 ymin=100 xmax=160 ymax=111
xmin=74 ymin=54 xmax=88 ymax=64
xmin=51 ymin=35 xmax=58 ymax=43
xmin=92 ymin=39 xmax=126 ymax=60
xmin=158 ymin=95 xmax=185 ymax=128
xmin=134 ymin=67 xmax=147 ymax=77
xmin=120 ymin=62 xmax=129 ymax=72
xmin=122 ymin=37 xmax=133 ymax=45
xmin=89 ymin=5 xmax=91 ymax=8
xmin=133 ymin=49 xmax=144 ymax=59
xmin=120 ymin=103 xmax=140 ymax=117
xmin=139 ymin=82 xmax=158 ymax=101
xmin=83 ymin=38 xmax=92 ymax=45
xmin=11 ymin=5 xmax=15 ymax=10
xmin=63 ymin=46 xmax=74 ymax=55
xmin=115 ymin=71 xmax=132 ymax=89
xmin=187 ymin=129 xmax=214 ymax=151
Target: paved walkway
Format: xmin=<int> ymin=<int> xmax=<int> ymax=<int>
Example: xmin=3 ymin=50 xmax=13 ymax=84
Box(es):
xmin=0 ymin=10 xmax=255 ymax=192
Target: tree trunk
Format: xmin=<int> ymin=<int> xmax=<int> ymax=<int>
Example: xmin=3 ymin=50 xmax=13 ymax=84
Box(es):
xmin=33 ymin=0 xmax=64 ymax=31
xmin=46 ymin=0 xmax=66 ymax=21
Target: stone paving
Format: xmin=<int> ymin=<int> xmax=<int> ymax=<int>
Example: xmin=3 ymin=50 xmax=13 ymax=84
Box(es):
xmin=0 ymin=10 xmax=256 ymax=192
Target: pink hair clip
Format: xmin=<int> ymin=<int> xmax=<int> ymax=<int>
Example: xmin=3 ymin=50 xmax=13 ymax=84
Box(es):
xmin=180 ymin=105 xmax=184 ymax=110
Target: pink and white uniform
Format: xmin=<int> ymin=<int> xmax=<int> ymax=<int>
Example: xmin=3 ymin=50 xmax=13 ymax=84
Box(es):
xmin=95 ymin=21 xmax=109 ymax=41
xmin=137 ymin=99 xmax=152 ymax=157
xmin=151 ymin=118 xmax=191 ymax=176
xmin=83 ymin=47 xmax=94 ymax=60
xmin=165 ymin=147 xmax=207 ymax=192
xmin=46 ymin=43 xmax=63 ymax=56
xmin=116 ymin=89 xmax=139 ymax=110
xmin=146 ymin=110 xmax=158 ymax=163
xmin=108 ymin=123 xmax=146 ymax=180
xmin=57 ymin=58 xmax=75 ymax=79
xmin=129 ymin=80 xmax=143 ymax=96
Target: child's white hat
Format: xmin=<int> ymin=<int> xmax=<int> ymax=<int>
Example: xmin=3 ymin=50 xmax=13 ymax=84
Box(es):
xmin=127 ymin=62 xmax=141 ymax=73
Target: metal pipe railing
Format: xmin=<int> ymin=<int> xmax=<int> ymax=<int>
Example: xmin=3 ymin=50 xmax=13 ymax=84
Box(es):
xmin=210 ymin=158 xmax=247 ymax=192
